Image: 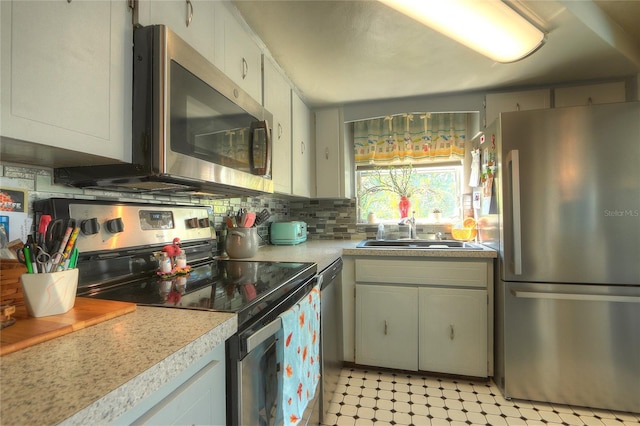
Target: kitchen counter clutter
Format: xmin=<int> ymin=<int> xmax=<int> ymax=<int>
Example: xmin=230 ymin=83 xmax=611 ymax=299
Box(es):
xmin=0 ymin=306 xmax=236 ymax=425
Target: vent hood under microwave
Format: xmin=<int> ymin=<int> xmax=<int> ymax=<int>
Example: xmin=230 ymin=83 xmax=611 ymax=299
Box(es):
xmin=54 ymin=25 xmax=273 ymax=198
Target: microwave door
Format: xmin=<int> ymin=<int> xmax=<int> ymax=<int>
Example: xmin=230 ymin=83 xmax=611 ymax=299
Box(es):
xmin=193 ymin=127 xmax=252 ymax=172
xmin=250 ymin=120 xmax=271 ymax=177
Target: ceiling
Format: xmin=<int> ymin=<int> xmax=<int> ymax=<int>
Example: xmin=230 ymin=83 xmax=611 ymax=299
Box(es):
xmin=232 ymin=0 xmax=640 ymax=108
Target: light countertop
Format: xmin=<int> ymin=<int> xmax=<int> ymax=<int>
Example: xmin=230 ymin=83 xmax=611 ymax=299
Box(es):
xmin=249 ymin=239 xmax=496 ymax=271
xmin=0 ymin=307 xmax=236 ymax=425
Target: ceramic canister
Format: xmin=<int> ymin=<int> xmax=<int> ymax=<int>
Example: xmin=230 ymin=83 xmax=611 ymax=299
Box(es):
xmin=225 ymin=227 xmax=259 ymax=259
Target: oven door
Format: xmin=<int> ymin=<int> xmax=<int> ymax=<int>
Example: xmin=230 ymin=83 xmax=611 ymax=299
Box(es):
xmin=238 ymin=318 xmax=281 ymax=426
xmin=228 ymin=276 xmax=320 ymax=426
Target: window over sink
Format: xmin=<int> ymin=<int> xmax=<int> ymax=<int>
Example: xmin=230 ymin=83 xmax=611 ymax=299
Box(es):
xmin=351 ymin=112 xmax=476 ymax=224
xmin=357 ymin=164 xmax=463 ymax=223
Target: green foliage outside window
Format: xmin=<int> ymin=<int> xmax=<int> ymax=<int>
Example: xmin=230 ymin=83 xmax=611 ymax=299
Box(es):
xmin=357 ymin=165 xmax=462 ymax=223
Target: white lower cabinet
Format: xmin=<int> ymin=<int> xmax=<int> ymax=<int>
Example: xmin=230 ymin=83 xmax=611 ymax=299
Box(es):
xmin=352 ymin=258 xmax=492 ymax=377
xmin=113 ymin=343 xmax=226 ymax=426
xmin=355 ymin=284 xmax=418 ymax=371
xmin=419 ymin=287 xmax=487 ymax=377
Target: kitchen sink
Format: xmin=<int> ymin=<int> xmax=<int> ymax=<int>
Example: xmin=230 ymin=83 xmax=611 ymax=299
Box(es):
xmin=356 ymin=240 xmax=482 ymax=249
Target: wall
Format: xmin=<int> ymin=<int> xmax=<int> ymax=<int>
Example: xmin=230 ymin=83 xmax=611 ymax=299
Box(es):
xmin=0 ymin=164 xmax=291 ymax=252
xmin=1 ymin=163 xmax=454 ymax=246
xmin=343 ymin=92 xmax=486 ymax=124
xmin=290 ymin=198 xmax=453 ymax=241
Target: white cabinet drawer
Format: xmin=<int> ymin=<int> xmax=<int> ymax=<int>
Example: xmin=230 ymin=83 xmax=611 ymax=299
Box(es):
xmin=355 ymin=259 xmax=487 ymax=288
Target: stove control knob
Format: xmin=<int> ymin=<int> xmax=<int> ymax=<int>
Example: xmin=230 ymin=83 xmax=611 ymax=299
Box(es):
xmin=185 ymin=217 xmax=198 ymax=229
xmin=198 ymin=218 xmax=210 ymax=228
xmin=80 ymin=218 xmax=100 ymax=235
xmin=106 ymin=217 xmax=125 ymax=234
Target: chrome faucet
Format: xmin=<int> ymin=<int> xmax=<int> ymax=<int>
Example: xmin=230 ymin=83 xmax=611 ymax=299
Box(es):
xmin=399 ymin=211 xmax=417 ymax=239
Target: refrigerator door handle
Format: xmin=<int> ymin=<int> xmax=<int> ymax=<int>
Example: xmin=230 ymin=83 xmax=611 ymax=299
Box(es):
xmin=506 ymin=149 xmax=523 ymax=275
xmin=511 ymin=289 xmax=640 ymax=303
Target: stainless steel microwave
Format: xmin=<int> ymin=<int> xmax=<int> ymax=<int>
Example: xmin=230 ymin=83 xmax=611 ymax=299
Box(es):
xmin=55 ymin=25 xmax=273 ymax=197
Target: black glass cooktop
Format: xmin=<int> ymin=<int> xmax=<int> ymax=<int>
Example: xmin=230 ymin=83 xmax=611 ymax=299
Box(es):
xmin=80 ymin=260 xmax=316 ymax=329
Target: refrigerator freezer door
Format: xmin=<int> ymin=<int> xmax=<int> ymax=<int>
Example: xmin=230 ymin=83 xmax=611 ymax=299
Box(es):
xmin=497 ymin=281 xmax=640 ymax=413
xmin=499 ymin=103 xmax=640 ymax=285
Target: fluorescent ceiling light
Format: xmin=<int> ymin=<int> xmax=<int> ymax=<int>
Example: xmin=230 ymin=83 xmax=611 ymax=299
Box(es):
xmin=379 ymin=0 xmax=546 ymax=63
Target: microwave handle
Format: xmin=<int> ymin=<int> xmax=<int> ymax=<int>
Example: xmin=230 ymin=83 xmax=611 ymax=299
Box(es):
xmin=249 ymin=120 xmax=271 ymax=177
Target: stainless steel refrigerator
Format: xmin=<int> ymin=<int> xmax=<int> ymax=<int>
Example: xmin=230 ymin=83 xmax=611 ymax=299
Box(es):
xmin=473 ymin=102 xmax=640 ymax=413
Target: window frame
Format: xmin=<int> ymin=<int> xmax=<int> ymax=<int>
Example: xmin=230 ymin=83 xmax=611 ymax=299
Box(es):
xmin=356 ymin=162 xmax=465 ymax=225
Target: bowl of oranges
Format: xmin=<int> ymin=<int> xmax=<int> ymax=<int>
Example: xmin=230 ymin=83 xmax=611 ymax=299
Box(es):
xmin=451 ymin=217 xmax=478 ymax=241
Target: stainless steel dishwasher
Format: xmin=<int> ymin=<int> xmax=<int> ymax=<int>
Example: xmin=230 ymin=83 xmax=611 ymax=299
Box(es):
xmin=318 ymin=258 xmax=344 ymax=424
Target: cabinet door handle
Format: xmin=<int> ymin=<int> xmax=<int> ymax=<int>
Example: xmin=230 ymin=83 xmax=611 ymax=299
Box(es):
xmin=384 ymin=320 xmax=388 ymax=335
xmin=325 ymin=147 xmax=330 ymax=160
xmin=449 ymin=324 xmax=455 ymax=340
xmin=278 ymin=123 xmax=283 ymax=140
xmin=242 ymin=58 xmax=248 ymax=80
xmin=301 ymin=140 xmax=305 ymax=155
xmin=515 ymin=102 xmax=521 ymax=111
xmin=185 ymin=0 xmax=193 ymax=27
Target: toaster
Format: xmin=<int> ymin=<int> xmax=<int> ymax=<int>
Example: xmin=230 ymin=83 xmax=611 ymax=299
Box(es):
xmin=270 ymin=221 xmax=307 ymax=245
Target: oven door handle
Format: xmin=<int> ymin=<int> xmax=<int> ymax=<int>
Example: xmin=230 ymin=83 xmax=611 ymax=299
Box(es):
xmin=245 ymin=317 xmax=282 ymax=353
xmin=244 ymin=274 xmax=319 ymax=354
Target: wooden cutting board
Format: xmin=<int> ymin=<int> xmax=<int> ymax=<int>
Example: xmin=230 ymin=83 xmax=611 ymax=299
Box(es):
xmin=0 ymin=297 xmax=136 ymax=356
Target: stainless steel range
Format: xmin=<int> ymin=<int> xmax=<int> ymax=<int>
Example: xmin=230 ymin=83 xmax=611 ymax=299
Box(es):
xmin=33 ymin=198 xmax=318 ymax=426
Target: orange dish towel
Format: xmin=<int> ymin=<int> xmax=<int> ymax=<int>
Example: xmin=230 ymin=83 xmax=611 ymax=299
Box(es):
xmin=276 ymin=283 xmax=321 ymax=425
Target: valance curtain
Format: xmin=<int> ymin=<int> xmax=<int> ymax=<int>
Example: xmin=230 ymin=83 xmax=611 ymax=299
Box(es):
xmin=353 ymin=112 xmax=467 ymax=166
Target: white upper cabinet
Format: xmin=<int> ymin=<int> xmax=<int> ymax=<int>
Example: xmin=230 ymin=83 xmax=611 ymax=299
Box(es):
xmin=315 ymin=107 xmax=353 ymax=199
xmin=485 ymin=89 xmax=551 ymax=127
xmin=0 ymin=0 xmax=132 ymax=163
xmin=136 ymin=0 xmax=217 ymax=67
xmin=291 ymin=92 xmax=313 ymax=198
xmin=218 ymin=3 xmax=262 ymax=103
xmin=554 ymin=82 xmax=626 ymax=108
xmin=263 ymin=59 xmax=292 ymax=195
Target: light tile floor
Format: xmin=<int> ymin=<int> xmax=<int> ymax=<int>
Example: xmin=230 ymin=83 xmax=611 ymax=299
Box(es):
xmin=322 ymin=367 xmax=640 ymax=426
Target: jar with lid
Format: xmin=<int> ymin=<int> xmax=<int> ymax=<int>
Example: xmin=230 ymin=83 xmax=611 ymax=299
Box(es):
xmin=175 ymin=250 xmax=187 ymax=269
xmin=159 ymin=253 xmax=173 ymax=274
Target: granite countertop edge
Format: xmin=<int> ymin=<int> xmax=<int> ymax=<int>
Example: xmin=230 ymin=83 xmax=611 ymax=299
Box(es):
xmin=341 ymin=246 xmax=497 ymax=258
xmin=251 ymin=240 xmax=497 ymax=268
xmin=61 ymin=313 xmax=238 ymax=425
xmin=0 ymin=308 xmax=237 ymax=426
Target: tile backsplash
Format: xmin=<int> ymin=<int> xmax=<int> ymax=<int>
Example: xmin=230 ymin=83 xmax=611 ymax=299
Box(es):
xmin=1 ymin=164 xmax=450 ymax=245
xmin=0 ymin=164 xmax=372 ymax=245
xmin=0 ymin=164 xmax=288 ymax=249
